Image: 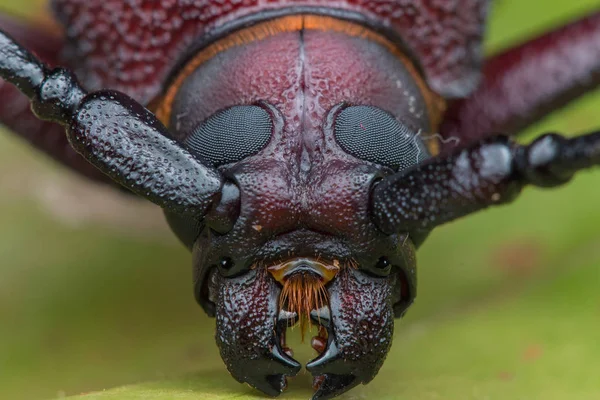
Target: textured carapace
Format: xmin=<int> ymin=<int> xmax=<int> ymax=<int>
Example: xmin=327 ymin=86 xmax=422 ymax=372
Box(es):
xmin=2 ymin=1 xmax=600 ymax=400
xmin=52 ymin=0 xmax=488 ymax=103
xmin=165 ymin=14 xmax=430 ymax=399
xmin=6 ymin=0 xmax=476 ymax=183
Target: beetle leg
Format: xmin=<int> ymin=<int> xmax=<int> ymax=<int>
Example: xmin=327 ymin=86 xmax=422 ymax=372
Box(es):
xmin=441 ymin=10 xmax=600 ymax=147
xmin=371 ymin=131 xmax=600 ymax=239
xmin=306 ymin=268 xmax=395 ymax=400
xmin=0 ymin=14 xmax=109 ymax=182
xmin=0 ymin=29 xmax=224 ymax=218
xmin=215 ymin=269 xmax=301 ymax=396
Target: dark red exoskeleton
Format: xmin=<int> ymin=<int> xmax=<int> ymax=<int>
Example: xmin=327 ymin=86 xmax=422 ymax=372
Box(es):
xmin=1 ymin=1 xmax=599 ymax=399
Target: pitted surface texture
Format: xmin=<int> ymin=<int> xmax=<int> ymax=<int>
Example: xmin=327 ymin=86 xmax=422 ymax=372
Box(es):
xmin=53 ymin=0 xmax=488 ymax=102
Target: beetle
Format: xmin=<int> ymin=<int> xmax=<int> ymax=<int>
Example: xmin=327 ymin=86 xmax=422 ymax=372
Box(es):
xmin=1 ymin=1 xmax=599 ymax=399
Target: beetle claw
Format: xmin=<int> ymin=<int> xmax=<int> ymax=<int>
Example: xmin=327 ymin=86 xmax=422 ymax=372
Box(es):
xmin=311 ymin=374 xmax=360 ymax=400
xmin=306 ymin=339 xmax=343 ymax=374
xmin=215 ymin=269 xmax=301 ymax=396
xmin=306 ymin=318 xmax=361 ymax=399
xmin=238 ymin=343 xmax=301 ymax=397
xmin=215 ymin=267 xmax=396 ymax=398
xmin=306 ymin=268 xmax=396 ymax=398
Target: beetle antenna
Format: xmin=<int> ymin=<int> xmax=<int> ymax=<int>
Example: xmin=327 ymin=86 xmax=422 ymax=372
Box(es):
xmin=371 ymin=132 xmax=600 ymax=240
xmin=0 ymin=29 xmax=224 ymax=218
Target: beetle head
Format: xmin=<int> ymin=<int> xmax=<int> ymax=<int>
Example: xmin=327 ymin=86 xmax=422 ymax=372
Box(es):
xmin=158 ymin=16 xmax=442 ymax=400
xmin=164 ymin=101 xmax=420 ymax=398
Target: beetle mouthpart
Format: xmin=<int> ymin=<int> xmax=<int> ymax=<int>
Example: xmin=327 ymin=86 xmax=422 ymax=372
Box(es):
xmin=268 ymin=258 xmax=340 ymax=339
xmin=306 ymin=268 xmax=396 ymax=400
xmin=268 ymin=257 xmax=340 ymax=283
xmin=215 ymin=262 xmax=394 ymax=399
xmin=215 ymin=269 xmax=301 ymax=397
xmin=280 ymin=273 xmax=328 ymax=338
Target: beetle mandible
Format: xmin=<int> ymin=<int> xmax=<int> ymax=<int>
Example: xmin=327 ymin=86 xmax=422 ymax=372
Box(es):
xmin=1 ymin=1 xmax=600 ymax=399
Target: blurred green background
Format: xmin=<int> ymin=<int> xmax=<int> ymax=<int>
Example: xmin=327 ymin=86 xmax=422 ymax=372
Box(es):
xmin=0 ymin=1 xmax=599 ymax=399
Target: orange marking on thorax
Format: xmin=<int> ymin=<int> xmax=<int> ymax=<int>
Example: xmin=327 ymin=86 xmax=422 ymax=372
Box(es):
xmin=155 ymin=15 xmax=446 ymax=155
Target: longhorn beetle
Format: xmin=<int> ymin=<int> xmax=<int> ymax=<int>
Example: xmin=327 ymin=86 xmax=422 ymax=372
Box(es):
xmin=1 ymin=1 xmax=600 ymax=399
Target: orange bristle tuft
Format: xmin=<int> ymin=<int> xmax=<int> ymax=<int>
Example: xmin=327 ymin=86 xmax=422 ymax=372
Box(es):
xmin=280 ymin=273 xmax=329 ymax=341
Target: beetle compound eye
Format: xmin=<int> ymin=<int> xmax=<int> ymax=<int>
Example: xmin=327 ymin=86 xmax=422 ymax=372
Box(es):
xmin=334 ymin=105 xmax=430 ymax=171
xmin=185 ymin=105 xmax=272 ymax=167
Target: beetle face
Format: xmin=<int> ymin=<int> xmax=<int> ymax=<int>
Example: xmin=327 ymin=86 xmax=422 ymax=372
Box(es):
xmin=5 ymin=1 xmax=600 ymax=400
xmin=160 ymin=16 xmax=441 ymax=399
